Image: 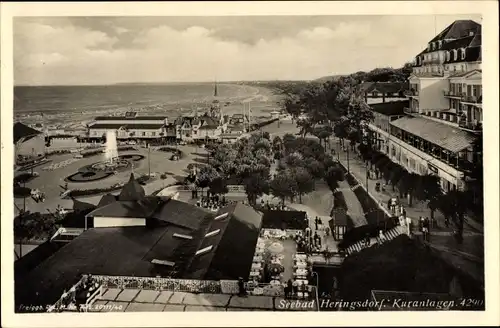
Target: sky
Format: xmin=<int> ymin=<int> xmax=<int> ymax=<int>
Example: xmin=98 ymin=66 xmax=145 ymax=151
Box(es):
xmin=13 ymin=15 xmax=481 ymax=85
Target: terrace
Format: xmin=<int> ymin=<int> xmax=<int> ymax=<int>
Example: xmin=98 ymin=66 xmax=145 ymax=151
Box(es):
xmin=47 ymin=274 xmax=318 ymax=312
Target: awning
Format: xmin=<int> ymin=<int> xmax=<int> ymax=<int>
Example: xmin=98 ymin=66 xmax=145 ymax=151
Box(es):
xmin=390 ymin=116 xmax=477 ymax=153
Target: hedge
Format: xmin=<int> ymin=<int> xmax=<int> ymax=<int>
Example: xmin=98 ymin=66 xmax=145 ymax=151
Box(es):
xmin=14 ymin=186 xmax=32 ymax=197
xmin=14 ymin=173 xmax=38 ymax=185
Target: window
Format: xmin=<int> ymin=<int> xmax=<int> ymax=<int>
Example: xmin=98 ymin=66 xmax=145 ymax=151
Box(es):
xmin=173 ymin=233 xmax=193 ymax=240
xmin=438 ymin=40 xmax=442 ymax=49
xmin=214 ymin=213 xmax=228 ymax=220
xmin=205 ymin=229 xmax=221 ymax=237
xmin=152 ymin=132 xmax=156 ymax=136
xmin=195 ymin=245 xmax=213 ymax=256
xmin=453 ymin=49 xmax=458 ymax=61
xmin=446 ymin=51 xmax=450 ymax=61
xmin=151 ymin=259 xmax=175 ymax=267
xmin=142 ymin=131 xmax=146 ymax=136
xmin=461 ymin=48 xmax=466 ymax=60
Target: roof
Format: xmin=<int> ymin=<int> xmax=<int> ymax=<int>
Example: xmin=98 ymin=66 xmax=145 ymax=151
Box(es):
xmin=331 ymin=208 xmax=349 ymax=226
xmin=97 ymin=193 xmax=118 ymax=207
xmin=94 ymin=116 xmax=167 ymax=121
xmin=89 ymin=123 xmax=165 ymax=130
xmin=429 ymin=20 xmax=481 ymax=43
xmin=15 ymin=225 xmax=189 ymax=307
xmin=191 ymin=203 xmax=263 ymax=280
xmin=151 ymin=199 xmax=213 ymax=231
xmin=118 ymin=173 xmax=146 ymax=201
xmin=441 ymin=36 xmax=474 ymax=51
xmin=449 ymin=69 xmax=482 ymax=79
xmin=370 ymin=100 xmax=408 ymax=116
xmin=14 ymin=122 xmax=42 ymax=143
xmin=390 ymin=116 xmax=476 ymax=153
xmin=361 ymin=82 xmax=406 ymax=94
xmin=87 ymin=197 xmax=165 ymax=219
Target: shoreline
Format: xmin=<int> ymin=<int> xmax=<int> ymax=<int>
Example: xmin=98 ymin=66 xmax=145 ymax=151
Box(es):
xmin=15 ymin=83 xmax=280 ymax=129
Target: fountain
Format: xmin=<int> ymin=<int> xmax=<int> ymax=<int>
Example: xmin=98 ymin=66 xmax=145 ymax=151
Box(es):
xmin=105 ymin=130 xmax=119 ymax=163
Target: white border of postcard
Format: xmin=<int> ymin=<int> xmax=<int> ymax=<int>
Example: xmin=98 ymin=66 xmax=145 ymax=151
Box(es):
xmin=1 ymin=1 xmax=499 ymax=327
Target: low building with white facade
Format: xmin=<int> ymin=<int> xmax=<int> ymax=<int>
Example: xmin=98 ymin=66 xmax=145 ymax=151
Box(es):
xmin=87 ymin=112 xmax=168 ymax=141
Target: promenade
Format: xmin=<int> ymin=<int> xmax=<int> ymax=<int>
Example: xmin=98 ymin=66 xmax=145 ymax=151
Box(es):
xmin=329 ymin=137 xmax=483 ymax=261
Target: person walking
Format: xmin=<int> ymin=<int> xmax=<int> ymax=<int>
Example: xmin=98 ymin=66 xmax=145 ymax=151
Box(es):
xmin=406 ymin=216 xmax=412 ymax=236
xmin=378 ymin=230 xmax=386 ymax=243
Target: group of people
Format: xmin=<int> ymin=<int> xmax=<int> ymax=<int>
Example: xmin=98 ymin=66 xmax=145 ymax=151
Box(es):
xmin=30 ymin=188 xmax=45 ymax=203
xmin=195 ymin=194 xmax=228 ymax=210
xmin=295 ymin=222 xmax=324 ymax=254
xmin=284 ymin=279 xmax=314 ymax=300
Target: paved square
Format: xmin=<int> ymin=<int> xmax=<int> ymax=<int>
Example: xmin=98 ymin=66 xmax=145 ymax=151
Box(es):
xmin=154 ymin=291 xmax=174 ymax=303
xmin=182 ymin=293 xmax=230 ymax=307
xmin=100 ymin=288 xmax=121 ymax=301
xmin=115 ymin=289 xmax=140 ymax=302
xmin=184 ymin=305 xmax=226 ymax=311
xmin=125 ymin=302 xmax=166 ymax=312
xmin=162 ymin=304 xmax=186 ymax=312
xmin=167 ymin=292 xmax=188 ymax=304
xmin=228 ymin=295 xmax=274 ymax=310
xmin=134 ymin=290 xmax=160 ymax=303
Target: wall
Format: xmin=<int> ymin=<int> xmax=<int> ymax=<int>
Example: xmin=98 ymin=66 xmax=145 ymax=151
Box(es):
xmin=419 ymin=78 xmax=449 ymax=111
xmin=89 ymin=128 xmax=163 ymax=139
xmin=47 ymin=137 xmax=79 ymax=150
xmin=16 ymin=134 xmax=45 ymax=157
xmin=93 ymin=217 xmax=146 ymax=228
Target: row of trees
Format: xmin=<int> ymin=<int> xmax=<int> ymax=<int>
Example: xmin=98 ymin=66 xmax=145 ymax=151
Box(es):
xmin=357 ymin=142 xmax=473 ymax=242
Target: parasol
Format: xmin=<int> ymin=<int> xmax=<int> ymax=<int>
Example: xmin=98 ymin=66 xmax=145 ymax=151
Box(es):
xmin=267 ymin=262 xmax=284 ymax=275
xmin=268 ymin=241 xmax=284 ymax=254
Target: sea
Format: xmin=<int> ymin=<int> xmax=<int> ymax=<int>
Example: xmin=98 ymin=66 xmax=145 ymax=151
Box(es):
xmin=14 ymin=83 xmax=276 ymax=128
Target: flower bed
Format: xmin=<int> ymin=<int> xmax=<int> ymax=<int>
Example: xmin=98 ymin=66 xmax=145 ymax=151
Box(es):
xmin=68 ymin=185 xmax=123 ymax=197
xmin=81 ymin=149 xmax=103 ymax=158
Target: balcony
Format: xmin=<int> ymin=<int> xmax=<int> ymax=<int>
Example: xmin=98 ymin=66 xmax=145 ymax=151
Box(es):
xmin=461 ymin=95 xmax=482 ymax=104
xmin=404 ymin=89 xmax=419 ymax=97
xmin=458 ymin=120 xmax=482 ymax=132
xmin=443 ymin=90 xmax=464 ymax=98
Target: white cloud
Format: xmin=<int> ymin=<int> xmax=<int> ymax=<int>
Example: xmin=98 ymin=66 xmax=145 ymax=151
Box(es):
xmin=14 ymin=16 xmax=480 ymax=85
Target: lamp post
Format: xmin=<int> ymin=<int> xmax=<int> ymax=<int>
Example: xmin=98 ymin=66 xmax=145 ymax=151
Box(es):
xmin=311 ymin=271 xmax=320 ymax=312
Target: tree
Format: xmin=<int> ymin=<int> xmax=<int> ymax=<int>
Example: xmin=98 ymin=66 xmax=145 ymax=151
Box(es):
xmin=419 ymin=175 xmax=442 ymax=220
xmin=440 ymin=190 xmax=469 ymax=243
xmin=270 ymin=171 xmax=297 ymax=205
xmin=208 ymin=176 xmax=228 ymax=196
xmin=195 ymin=165 xmax=219 ymax=197
xmin=243 ymin=173 xmax=269 ymax=206
xmin=293 ymin=167 xmax=314 ymax=203
xmin=324 ymin=164 xmax=344 ymax=193
xmin=305 ymin=159 xmax=326 ymax=180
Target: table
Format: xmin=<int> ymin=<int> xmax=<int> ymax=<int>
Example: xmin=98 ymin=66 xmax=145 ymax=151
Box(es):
xmin=295 ymin=254 xmax=307 ymax=260
xmin=295 ymin=269 xmax=307 ymax=276
xmin=249 ymin=271 xmax=261 ymax=278
xmin=257 ymin=242 xmax=266 ymax=248
xmin=253 ymin=287 xmax=264 ymax=295
xmin=251 ymin=263 xmax=262 ymax=270
xmin=295 ymin=279 xmax=309 ymax=285
xmin=271 ymin=259 xmax=281 ymax=265
xmin=270 ymin=280 xmax=281 ymax=286
xmin=253 ymin=256 xmax=263 ymax=262
xmin=294 ymin=262 xmax=307 ymax=269
xmin=255 ymin=248 xmax=264 ymax=255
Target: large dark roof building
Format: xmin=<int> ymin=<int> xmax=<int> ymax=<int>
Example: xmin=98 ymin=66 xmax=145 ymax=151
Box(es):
xmin=13 ymin=122 xmax=42 ymax=144
xmin=15 ymin=176 xmax=263 ymax=308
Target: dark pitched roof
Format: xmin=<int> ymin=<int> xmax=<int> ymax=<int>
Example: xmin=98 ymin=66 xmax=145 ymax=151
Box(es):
xmin=390 ymin=116 xmax=477 ymax=153
xmin=97 ymin=193 xmax=117 ymax=207
xmin=194 ymin=203 xmax=263 ymax=280
xmin=14 ymin=122 xmax=42 ymax=143
xmin=151 ymin=199 xmax=211 ymax=231
xmin=441 ymin=36 xmax=474 ymax=51
xmin=430 ymin=20 xmax=481 ymax=43
xmin=118 ymin=173 xmax=145 ymax=201
xmin=87 ymin=198 xmax=165 ymax=219
xmin=15 ymin=226 xmax=174 ymax=307
xmin=370 ymin=100 xmax=409 ymax=116
xmin=88 ymin=123 xmax=164 ymax=130
xmin=94 ymin=116 xmax=167 ymax=121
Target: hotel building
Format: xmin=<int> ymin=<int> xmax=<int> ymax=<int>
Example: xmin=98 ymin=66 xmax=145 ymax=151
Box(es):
xmin=368 ymin=20 xmax=482 ymax=192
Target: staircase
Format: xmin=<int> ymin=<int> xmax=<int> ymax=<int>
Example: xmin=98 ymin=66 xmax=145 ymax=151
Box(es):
xmin=345 ymin=225 xmax=406 ymax=256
